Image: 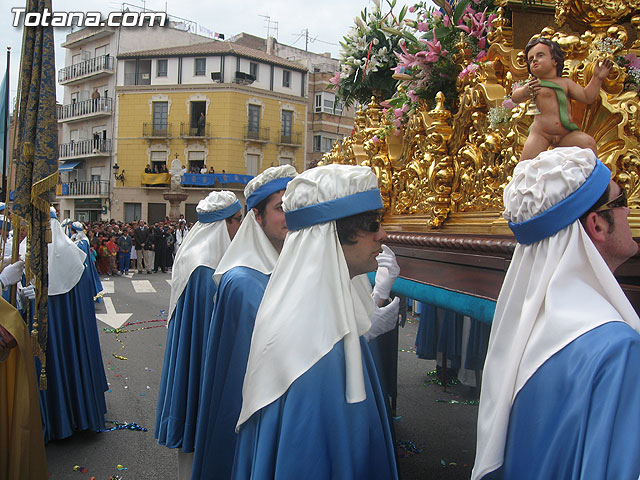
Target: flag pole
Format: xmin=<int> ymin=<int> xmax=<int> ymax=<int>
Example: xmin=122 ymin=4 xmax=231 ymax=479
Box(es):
xmin=2 ymin=46 xmax=9 ymax=202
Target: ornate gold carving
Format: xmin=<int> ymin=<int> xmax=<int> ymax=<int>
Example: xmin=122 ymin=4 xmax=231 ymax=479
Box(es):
xmin=323 ymin=1 xmax=640 ymax=236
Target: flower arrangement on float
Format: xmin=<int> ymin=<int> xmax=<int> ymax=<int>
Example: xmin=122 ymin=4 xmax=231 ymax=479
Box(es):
xmin=331 ymin=0 xmax=498 ymax=137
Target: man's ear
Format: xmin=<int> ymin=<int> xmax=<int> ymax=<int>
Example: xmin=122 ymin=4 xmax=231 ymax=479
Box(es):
xmin=253 ymin=208 xmax=262 ymax=227
xmin=583 ymin=212 xmax=607 ymax=244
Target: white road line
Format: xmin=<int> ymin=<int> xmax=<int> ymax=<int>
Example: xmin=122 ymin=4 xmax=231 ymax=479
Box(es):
xmin=132 ymin=280 xmax=157 ymax=293
xmin=101 ymin=281 xmax=114 ymax=294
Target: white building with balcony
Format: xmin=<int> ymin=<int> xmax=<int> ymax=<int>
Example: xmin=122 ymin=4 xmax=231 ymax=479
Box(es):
xmin=56 ymin=20 xmax=211 ymax=221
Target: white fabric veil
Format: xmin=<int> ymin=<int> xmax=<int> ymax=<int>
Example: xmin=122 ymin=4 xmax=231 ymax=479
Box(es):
xmin=237 ymin=164 xmax=380 ymax=429
xmin=472 ymin=148 xmax=640 ymax=479
xmin=167 ymin=191 xmax=239 ymax=320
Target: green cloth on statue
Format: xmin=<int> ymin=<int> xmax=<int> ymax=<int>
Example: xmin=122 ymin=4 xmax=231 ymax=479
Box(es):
xmin=539 ymin=80 xmax=579 ymax=131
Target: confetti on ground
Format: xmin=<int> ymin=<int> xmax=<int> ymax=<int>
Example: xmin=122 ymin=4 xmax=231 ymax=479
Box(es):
xmin=424 ymin=369 xmax=460 ymax=387
xmin=396 ymin=440 xmax=423 ymax=457
xmin=97 ymin=420 xmax=148 ymax=433
xmin=399 ymin=345 xmax=417 ymax=354
xmin=392 ymin=415 xmax=402 ymax=422
xmin=116 ymin=465 xmax=127 ymax=471
xmin=435 ymin=398 xmax=480 ymax=405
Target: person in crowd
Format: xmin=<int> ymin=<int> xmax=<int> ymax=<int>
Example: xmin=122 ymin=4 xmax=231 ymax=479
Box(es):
xmin=153 ymin=223 xmax=168 ymax=273
xmin=145 ymin=164 xmax=152 ymax=174
xmin=106 ymin=234 xmax=119 ymax=276
xmin=134 ymin=220 xmax=153 ymax=274
xmin=472 ymin=147 xmax=640 ymax=479
xmin=117 ymin=228 xmax=132 ymax=275
xmin=155 ymin=191 xmax=242 ymax=480
xmin=208 ymin=166 xmax=215 ymax=174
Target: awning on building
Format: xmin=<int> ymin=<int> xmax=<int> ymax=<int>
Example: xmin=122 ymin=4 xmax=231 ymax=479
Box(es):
xmin=58 ymin=160 xmax=82 ymax=172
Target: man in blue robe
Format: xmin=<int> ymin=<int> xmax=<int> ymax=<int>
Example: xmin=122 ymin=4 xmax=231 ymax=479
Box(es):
xmin=233 ymin=165 xmax=398 ymax=479
xmin=191 ymin=165 xmax=297 ymax=479
xmin=40 ymin=209 xmax=108 ymax=442
xmin=155 ymin=191 xmax=242 ymax=479
xmin=473 ymin=147 xmax=640 ymax=480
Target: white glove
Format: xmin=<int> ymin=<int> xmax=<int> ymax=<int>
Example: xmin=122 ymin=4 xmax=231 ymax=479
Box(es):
xmin=364 ymin=297 xmax=400 ymax=342
xmin=0 ymin=260 xmax=24 ymax=289
xmin=19 ymin=283 xmax=35 ymax=301
xmin=372 ymin=245 xmax=400 ymax=304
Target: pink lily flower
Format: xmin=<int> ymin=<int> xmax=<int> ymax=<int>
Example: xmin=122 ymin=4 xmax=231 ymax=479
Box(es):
xmin=502 ymin=98 xmax=516 ymax=109
xmin=443 ymin=15 xmax=451 ymax=27
xmin=329 ymin=71 xmax=341 ymax=86
xmin=407 ymin=90 xmax=419 ymax=102
xmin=372 ymin=135 xmax=380 ymax=144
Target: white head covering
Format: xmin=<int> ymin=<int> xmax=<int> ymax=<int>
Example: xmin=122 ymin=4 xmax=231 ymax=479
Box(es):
xmin=237 ymin=164 xmax=383 ymax=429
xmin=472 ymin=147 xmax=640 ymax=479
xmin=168 ymin=190 xmax=240 ymax=320
xmin=213 ymin=165 xmax=297 ymax=282
xmin=49 ymin=207 xmax=87 ymax=296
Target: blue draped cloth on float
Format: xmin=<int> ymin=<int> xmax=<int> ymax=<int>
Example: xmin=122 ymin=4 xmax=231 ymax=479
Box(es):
xmin=38 ymin=262 xmax=108 ymax=443
xmin=191 ymin=266 xmax=269 ymax=479
xmin=483 ymin=322 xmax=640 ymax=480
xmin=75 ymin=238 xmax=103 ymax=302
xmin=415 ymin=302 xmax=490 ymax=371
xmin=232 ymin=336 xmax=398 ymax=480
xmin=155 ymin=265 xmax=217 ymax=452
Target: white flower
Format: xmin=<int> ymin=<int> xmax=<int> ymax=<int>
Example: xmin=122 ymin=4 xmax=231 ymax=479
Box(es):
xmin=372 ymin=0 xmax=381 ymax=9
xmin=373 ymin=37 xmax=379 ymax=45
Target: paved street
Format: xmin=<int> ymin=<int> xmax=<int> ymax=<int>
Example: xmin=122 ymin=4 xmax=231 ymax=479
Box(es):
xmin=45 ymin=271 xmax=479 ymax=479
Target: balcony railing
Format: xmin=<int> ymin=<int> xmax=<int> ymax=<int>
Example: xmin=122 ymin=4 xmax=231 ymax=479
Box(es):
xmin=56 ymin=180 xmax=109 ymax=197
xmin=143 ymin=123 xmax=172 ymax=138
xmin=244 ymin=125 xmax=270 ymax=142
xmin=180 ymin=122 xmax=211 ymax=137
xmin=58 ymin=139 xmax=112 ymax=159
xmin=57 ymin=98 xmax=113 ymax=121
xmin=58 ymin=54 xmax=114 ymax=84
xmin=279 ymin=131 xmax=303 ymax=146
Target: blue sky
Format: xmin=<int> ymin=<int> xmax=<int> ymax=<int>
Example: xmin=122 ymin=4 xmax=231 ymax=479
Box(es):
xmin=1 ymin=0 xmax=387 ymax=103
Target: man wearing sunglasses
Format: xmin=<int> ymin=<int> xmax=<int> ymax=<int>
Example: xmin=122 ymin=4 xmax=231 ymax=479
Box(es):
xmin=473 ymin=147 xmax=640 ymax=480
xmin=233 ymin=164 xmax=398 ymax=479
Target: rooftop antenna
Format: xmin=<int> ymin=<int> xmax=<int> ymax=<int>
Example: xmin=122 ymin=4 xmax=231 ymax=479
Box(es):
xmin=259 ymin=15 xmax=279 ymax=40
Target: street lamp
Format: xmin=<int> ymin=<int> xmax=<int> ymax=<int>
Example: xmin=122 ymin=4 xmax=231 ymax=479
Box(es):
xmin=112 ymin=163 xmax=125 ymax=184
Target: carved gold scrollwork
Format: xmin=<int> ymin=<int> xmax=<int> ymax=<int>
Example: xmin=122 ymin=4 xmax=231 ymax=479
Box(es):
xmin=323 ymin=0 xmax=640 ymax=235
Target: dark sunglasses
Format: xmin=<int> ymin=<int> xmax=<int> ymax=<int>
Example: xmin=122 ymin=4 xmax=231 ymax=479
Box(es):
xmin=595 ymin=189 xmax=627 ymax=213
xmin=360 ymin=217 xmax=382 ymax=233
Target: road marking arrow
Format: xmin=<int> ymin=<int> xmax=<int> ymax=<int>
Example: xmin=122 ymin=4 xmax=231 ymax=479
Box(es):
xmin=132 ymin=280 xmax=156 ymax=293
xmin=96 ymin=296 xmax=132 ymax=329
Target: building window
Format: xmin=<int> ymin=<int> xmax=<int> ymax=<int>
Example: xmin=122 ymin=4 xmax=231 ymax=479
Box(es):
xmin=313 ymin=135 xmax=335 ymax=153
xmin=124 ymin=59 xmax=150 ymax=85
xmin=314 ymin=91 xmax=342 ymax=115
xmin=282 ymin=70 xmax=291 ymax=88
xmin=152 ymin=102 xmax=168 ymax=136
xmin=281 ymin=110 xmax=293 ymax=142
xmin=246 ymin=154 xmax=259 ymax=176
xmin=124 ymin=60 xmax=137 ymax=85
xmin=250 ymin=62 xmax=258 ymax=80
xmin=150 ymin=151 xmax=167 ymax=173
xmin=248 ymin=104 xmax=261 ymax=135
xmin=188 ymin=151 xmax=205 ymax=173
xmin=195 ymin=58 xmax=206 ymax=76
xmin=279 ymin=157 xmax=294 ymax=166
xmin=157 ymin=59 xmax=168 ymax=77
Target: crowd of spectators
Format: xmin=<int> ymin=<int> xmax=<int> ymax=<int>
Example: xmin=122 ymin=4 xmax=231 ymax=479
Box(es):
xmin=77 ymin=216 xmax=192 ymax=276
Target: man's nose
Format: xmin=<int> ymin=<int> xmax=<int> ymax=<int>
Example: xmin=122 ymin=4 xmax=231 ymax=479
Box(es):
xmin=376 ymin=226 xmax=388 ymax=242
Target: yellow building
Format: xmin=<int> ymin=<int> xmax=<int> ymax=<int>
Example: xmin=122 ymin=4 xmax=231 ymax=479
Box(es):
xmin=112 ymin=41 xmax=308 ymax=223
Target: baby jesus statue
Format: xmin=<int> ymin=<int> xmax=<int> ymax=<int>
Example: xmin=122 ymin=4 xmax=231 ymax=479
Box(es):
xmin=511 ymin=37 xmax=612 ymax=161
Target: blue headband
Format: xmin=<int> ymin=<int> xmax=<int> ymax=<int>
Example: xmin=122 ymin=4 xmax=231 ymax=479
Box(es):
xmin=285 ymin=188 xmax=383 ymax=231
xmin=508 ymin=159 xmax=610 ymax=244
xmin=50 ymin=210 xmax=57 ymax=219
xmin=0 ymin=219 xmax=9 ymax=230
xmin=246 ymin=177 xmax=293 ymax=210
xmin=197 ymin=199 xmax=241 ymax=223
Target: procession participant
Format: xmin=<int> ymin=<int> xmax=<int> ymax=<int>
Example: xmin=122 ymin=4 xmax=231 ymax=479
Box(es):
xmin=190 ymin=165 xmax=296 ymax=479
xmin=472 ymin=147 xmax=640 ymax=479
xmin=39 ymin=208 xmax=108 ymax=443
xmin=233 ymin=164 xmax=398 ymax=479
xmin=155 ymin=191 xmax=242 ymax=479
xmin=0 ymin=258 xmax=47 ymax=479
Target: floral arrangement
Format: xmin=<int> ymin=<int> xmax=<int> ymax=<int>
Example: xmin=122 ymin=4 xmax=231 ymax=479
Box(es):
xmin=617 ymin=53 xmax=640 ymax=93
xmin=329 ymin=0 xmax=406 ymax=107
